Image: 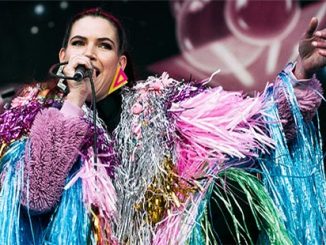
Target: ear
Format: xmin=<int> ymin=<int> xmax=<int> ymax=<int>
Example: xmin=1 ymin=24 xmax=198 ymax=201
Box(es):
xmin=58 ymin=48 xmax=66 ymax=62
xmin=119 ymin=55 xmax=127 ymax=70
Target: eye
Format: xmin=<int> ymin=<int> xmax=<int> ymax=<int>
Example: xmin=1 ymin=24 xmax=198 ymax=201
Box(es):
xmin=99 ymin=42 xmax=113 ymax=50
xmin=71 ymin=40 xmax=84 ymax=46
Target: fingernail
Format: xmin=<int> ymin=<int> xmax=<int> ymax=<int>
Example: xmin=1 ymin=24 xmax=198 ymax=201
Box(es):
xmin=315 ymin=31 xmax=321 ymax=36
xmin=312 ymin=41 xmax=317 ymax=46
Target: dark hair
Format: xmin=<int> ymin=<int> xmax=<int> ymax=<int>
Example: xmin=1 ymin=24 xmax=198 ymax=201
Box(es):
xmin=61 ymin=7 xmax=135 ymax=83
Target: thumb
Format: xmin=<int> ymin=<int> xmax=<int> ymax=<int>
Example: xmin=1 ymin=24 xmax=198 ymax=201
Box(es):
xmin=304 ymin=17 xmax=318 ymax=39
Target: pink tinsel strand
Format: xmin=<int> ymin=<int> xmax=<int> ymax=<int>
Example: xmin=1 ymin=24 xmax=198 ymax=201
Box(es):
xmin=127 ymin=74 xmax=275 ymax=244
xmin=65 ymin=149 xmax=118 ymax=242
xmin=170 ymin=87 xmax=274 ymax=178
xmin=152 ymin=178 xmax=214 ymax=244
xmin=0 ymin=87 xmax=42 ymax=145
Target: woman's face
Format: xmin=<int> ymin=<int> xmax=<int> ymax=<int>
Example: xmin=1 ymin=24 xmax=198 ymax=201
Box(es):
xmin=59 ymin=16 xmax=126 ymax=101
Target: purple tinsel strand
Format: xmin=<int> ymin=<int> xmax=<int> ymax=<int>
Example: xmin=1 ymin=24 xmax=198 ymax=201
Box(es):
xmin=0 ymin=100 xmax=43 ymax=144
xmin=81 ymin=121 xmax=119 ymax=177
xmin=169 ymin=81 xmax=207 ymax=104
xmin=0 ymin=89 xmax=67 ymax=147
xmin=0 ymin=94 xmax=118 ymax=177
xmin=164 ymin=81 xmax=208 ymax=149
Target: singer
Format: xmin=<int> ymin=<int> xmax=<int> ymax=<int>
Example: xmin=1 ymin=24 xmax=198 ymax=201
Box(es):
xmin=0 ymin=7 xmax=326 ymax=244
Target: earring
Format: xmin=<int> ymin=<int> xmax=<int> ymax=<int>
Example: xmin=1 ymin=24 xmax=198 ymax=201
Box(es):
xmin=107 ymin=65 xmax=128 ymax=95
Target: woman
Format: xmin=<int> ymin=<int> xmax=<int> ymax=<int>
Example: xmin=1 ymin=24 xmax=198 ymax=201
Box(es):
xmin=0 ymin=7 xmax=325 ymax=244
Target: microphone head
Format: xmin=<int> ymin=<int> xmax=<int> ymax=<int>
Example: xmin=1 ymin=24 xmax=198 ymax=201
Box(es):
xmin=73 ymin=65 xmax=87 ymax=81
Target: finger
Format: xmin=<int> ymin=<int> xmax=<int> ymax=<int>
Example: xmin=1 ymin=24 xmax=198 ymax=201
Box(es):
xmin=318 ymin=49 xmax=326 ymax=57
xmin=71 ymin=56 xmax=93 ymax=70
xmin=64 ymin=56 xmax=92 ymax=77
xmin=315 ymin=29 xmax=326 ymax=38
xmin=312 ymin=40 xmax=326 ymax=49
xmin=305 ymin=17 xmax=318 ymax=38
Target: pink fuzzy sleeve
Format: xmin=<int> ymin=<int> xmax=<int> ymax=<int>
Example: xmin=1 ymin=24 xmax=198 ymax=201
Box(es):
xmin=21 ymin=102 xmax=89 ymax=213
xmin=275 ymin=63 xmax=323 ymax=140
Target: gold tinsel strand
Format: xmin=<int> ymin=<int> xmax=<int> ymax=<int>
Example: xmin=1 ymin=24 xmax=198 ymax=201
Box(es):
xmin=135 ymin=157 xmax=197 ymax=225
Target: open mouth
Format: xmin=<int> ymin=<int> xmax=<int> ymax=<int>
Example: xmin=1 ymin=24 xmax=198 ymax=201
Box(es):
xmin=94 ymin=68 xmax=100 ymax=77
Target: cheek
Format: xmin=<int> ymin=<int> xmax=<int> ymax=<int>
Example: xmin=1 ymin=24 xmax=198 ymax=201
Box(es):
xmin=103 ymin=59 xmax=119 ymax=84
xmin=60 ymin=48 xmax=81 ymax=62
xmin=87 ymin=56 xmax=119 ymax=101
xmin=62 ymin=48 xmax=75 ymax=58
xmin=96 ymin=77 xmax=110 ymax=93
xmin=94 ymin=67 xmax=117 ymax=100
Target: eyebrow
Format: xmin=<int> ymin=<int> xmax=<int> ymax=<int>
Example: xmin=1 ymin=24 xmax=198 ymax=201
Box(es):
xmin=70 ymin=35 xmax=116 ymax=48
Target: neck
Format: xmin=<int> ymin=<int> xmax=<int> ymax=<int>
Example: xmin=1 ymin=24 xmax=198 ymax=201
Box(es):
xmin=94 ymin=91 xmax=122 ymax=132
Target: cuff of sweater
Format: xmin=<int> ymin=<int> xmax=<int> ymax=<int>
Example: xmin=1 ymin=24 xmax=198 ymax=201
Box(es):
xmin=60 ymin=100 xmax=84 ymax=118
xmin=284 ymin=62 xmax=314 ymax=86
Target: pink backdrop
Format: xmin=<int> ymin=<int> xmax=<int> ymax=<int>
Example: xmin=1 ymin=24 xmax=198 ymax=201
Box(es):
xmin=149 ymin=0 xmax=326 ymax=92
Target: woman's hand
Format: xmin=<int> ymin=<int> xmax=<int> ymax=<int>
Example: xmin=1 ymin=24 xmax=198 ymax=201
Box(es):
xmin=63 ymin=55 xmax=95 ymax=107
xmin=295 ymin=17 xmax=326 ymax=80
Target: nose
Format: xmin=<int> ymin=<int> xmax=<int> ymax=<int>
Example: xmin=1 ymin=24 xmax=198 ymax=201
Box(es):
xmin=83 ymin=44 xmax=96 ymax=61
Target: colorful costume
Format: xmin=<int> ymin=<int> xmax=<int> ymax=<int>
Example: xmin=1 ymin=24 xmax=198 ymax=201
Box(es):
xmin=0 ymin=63 xmax=324 ymax=244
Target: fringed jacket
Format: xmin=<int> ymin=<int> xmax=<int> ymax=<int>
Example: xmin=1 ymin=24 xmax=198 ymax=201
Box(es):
xmin=0 ymin=63 xmax=324 ymax=244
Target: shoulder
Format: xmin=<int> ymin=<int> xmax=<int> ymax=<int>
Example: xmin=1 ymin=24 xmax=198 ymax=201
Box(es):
xmin=0 ymin=80 xmax=64 ymax=146
xmin=132 ymin=73 xmax=178 ymax=90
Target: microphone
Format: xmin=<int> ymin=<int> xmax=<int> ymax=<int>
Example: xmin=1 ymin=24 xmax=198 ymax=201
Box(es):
xmin=73 ymin=65 xmax=90 ymax=81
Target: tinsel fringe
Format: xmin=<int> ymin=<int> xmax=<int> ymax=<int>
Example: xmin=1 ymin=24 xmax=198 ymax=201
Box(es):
xmin=113 ymin=73 xmax=275 ymax=244
xmin=44 ymin=171 xmax=91 ymax=244
xmin=0 ymin=140 xmax=26 ymax=244
xmin=259 ymin=71 xmax=326 ymax=244
xmin=0 ymin=141 xmax=93 ymax=244
xmin=213 ymin=168 xmax=291 ymax=245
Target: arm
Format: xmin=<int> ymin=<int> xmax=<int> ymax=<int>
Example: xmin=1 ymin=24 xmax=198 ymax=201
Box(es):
xmin=21 ymin=101 xmax=89 ymax=213
xmin=275 ymin=63 xmax=323 ymax=140
xmin=21 ymin=53 xmax=96 ymax=213
xmin=294 ymin=17 xmax=326 ymax=80
xmin=276 ymin=17 xmax=325 ymax=140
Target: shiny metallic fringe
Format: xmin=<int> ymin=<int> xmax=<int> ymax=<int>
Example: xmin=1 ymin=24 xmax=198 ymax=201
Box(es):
xmin=44 ymin=174 xmax=91 ymax=244
xmin=187 ymin=183 xmax=217 ymax=245
xmin=113 ymin=80 xmax=174 ymax=243
xmin=0 ymin=140 xmax=26 ymax=245
xmin=0 ymin=141 xmax=92 ymax=244
xmin=215 ymin=168 xmax=291 ymax=244
xmin=259 ymin=72 xmax=326 ymax=244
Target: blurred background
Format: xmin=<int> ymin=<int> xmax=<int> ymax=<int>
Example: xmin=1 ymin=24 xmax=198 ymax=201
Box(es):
xmin=0 ymin=0 xmax=325 ymax=156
